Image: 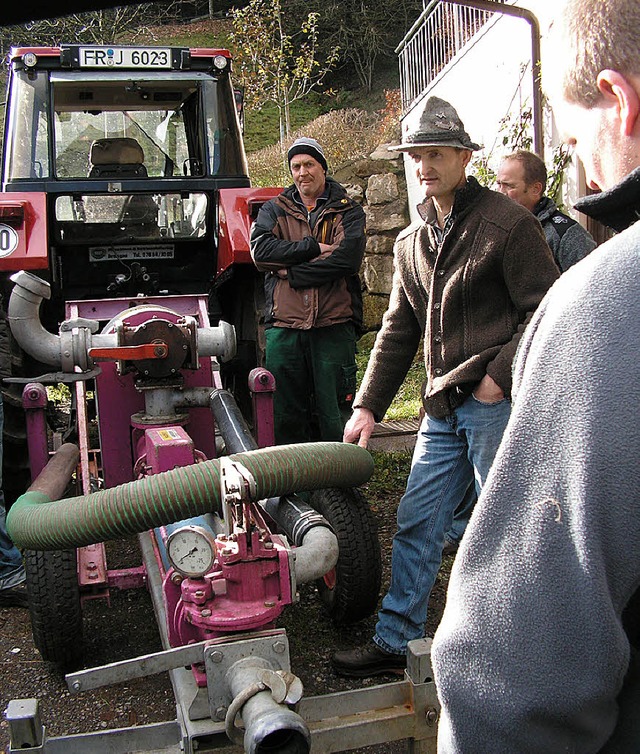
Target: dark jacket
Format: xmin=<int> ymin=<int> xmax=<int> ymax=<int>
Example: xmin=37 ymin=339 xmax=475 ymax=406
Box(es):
xmin=534 ymin=195 xmax=597 ymax=271
xmin=250 ymin=177 xmax=365 ymax=331
xmin=355 ymin=176 xmax=560 ymax=419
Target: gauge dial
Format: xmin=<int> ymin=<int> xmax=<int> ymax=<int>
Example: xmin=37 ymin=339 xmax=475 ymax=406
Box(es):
xmin=166 ymin=525 xmax=216 ymax=578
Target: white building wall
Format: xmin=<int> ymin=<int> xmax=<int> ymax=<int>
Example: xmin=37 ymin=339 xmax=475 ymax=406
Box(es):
xmin=401 ymin=1 xmax=586 ymax=225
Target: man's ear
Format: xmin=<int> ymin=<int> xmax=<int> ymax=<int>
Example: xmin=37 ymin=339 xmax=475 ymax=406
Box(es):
xmin=531 ymin=180 xmax=545 ymax=201
xmin=596 ymin=69 xmax=640 ymax=137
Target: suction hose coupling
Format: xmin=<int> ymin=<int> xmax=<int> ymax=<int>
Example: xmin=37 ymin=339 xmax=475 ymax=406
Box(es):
xmin=225 ymin=657 xmax=310 ymax=754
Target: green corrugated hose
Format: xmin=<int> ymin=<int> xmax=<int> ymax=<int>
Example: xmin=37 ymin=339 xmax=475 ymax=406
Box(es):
xmin=7 ymin=442 xmax=374 ymax=551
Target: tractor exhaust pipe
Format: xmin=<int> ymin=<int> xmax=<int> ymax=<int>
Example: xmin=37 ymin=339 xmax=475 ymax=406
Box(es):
xmin=225 ymin=658 xmax=310 ymax=754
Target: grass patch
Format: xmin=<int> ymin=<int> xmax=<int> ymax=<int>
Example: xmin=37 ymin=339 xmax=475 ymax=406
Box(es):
xmin=356 ymin=334 xmax=426 ymax=422
xmin=243 ymin=93 xmax=332 ymax=154
xmin=366 ymin=449 xmax=413 ymax=496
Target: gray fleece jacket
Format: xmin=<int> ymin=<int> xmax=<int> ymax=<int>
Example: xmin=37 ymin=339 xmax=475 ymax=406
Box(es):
xmin=431 ymin=212 xmax=640 ymax=752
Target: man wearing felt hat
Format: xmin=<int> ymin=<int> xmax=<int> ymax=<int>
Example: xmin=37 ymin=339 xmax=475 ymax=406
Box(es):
xmin=250 ymin=137 xmax=365 ymax=444
xmin=332 ymin=96 xmax=560 ymax=677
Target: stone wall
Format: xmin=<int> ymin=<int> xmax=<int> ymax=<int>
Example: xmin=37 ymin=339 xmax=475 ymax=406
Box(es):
xmin=333 ymin=144 xmax=409 ymax=332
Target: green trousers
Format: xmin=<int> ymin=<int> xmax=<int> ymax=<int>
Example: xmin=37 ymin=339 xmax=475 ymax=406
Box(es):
xmin=265 ymin=323 xmax=357 ymax=445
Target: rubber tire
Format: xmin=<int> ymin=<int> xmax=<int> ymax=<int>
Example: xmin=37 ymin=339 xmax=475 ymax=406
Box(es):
xmin=25 ymin=548 xmax=84 ymax=670
xmin=309 ymin=487 xmax=382 ymax=624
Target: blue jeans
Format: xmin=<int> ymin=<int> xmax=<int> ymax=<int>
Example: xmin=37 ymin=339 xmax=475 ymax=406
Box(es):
xmin=444 ymin=481 xmax=476 ymax=547
xmin=374 ymin=394 xmax=511 ymax=655
xmin=0 ymin=395 xmax=26 ymax=590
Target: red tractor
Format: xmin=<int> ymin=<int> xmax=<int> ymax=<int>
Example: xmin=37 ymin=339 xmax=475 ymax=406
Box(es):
xmin=1 ymin=45 xmax=438 ymax=754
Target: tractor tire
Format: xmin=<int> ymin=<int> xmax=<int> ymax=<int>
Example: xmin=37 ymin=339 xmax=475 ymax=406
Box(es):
xmin=25 ymin=548 xmax=84 ymax=670
xmin=309 ymin=487 xmax=382 ymax=625
xmin=216 ymin=268 xmax=265 ymax=423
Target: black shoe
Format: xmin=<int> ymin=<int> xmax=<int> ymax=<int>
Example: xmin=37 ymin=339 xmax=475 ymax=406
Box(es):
xmin=442 ymin=539 xmax=459 ymax=557
xmin=0 ymin=582 xmax=29 ymax=609
xmin=331 ymin=642 xmax=405 ymax=678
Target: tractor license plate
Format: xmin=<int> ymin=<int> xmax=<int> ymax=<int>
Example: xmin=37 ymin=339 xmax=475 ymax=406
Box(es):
xmin=78 ymin=47 xmax=172 ymax=69
xmin=89 ymin=245 xmax=175 ymax=262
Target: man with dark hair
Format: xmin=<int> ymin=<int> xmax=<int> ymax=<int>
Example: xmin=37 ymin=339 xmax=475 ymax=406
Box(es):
xmin=331 ymin=97 xmax=559 ymax=678
xmin=497 ymin=148 xmax=596 ymax=271
xmin=250 ymin=137 xmax=365 ymax=444
xmin=431 ymin=2 xmax=640 ymax=751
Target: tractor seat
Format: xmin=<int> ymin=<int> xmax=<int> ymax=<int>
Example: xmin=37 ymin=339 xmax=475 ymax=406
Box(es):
xmin=89 ymin=137 xmax=148 ymax=178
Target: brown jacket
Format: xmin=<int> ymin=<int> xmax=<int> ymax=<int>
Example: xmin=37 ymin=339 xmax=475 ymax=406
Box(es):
xmin=250 ymin=177 xmax=365 ymax=331
xmin=356 ymin=177 xmax=560 ymax=419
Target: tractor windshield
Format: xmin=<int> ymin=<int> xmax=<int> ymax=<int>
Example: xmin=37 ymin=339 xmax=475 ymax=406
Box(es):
xmin=4 ymin=69 xmax=248 ymax=182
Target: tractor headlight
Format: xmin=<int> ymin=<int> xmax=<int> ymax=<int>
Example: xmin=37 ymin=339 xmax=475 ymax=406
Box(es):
xmin=213 ymin=55 xmax=228 ymax=71
xmin=22 ymin=52 xmax=38 ymax=68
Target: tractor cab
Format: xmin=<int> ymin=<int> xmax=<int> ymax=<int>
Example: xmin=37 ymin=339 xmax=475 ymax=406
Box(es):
xmin=1 ymin=45 xmax=251 ymax=307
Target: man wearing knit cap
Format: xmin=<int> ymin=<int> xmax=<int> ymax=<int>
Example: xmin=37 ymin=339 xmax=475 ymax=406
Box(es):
xmin=332 ymin=96 xmax=560 ymax=677
xmin=250 ymin=137 xmax=365 ymax=444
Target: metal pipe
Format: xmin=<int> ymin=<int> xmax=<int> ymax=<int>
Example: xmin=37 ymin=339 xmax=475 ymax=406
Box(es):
xmin=6 ymin=441 xmax=373 ymax=551
xmin=27 ymin=443 xmax=79 ymax=500
xmin=289 ymin=526 xmax=338 ymax=584
xmin=7 ymin=270 xmax=236 ymax=370
xmin=7 ymin=271 xmax=63 ymax=367
xmin=443 ymin=0 xmax=544 ymax=159
xmin=209 ymin=389 xmax=339 ymax=580
xmin=225 ymin=658 xmax=310 ymax=754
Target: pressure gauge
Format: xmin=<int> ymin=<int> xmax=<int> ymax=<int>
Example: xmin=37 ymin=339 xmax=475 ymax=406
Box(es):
xmin=166 ymin=525 xmax=216 ymax=578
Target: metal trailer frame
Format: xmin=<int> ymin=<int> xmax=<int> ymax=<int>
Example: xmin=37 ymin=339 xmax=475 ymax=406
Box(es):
xmin=6 ymin=631 xmax=439 ymax=753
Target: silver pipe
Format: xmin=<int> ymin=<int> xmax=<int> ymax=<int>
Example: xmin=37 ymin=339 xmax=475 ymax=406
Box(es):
xmin=7 ymin=271 xmax=63 ymax=367
xmin=293 ymin=527 xmax=338 ymax=584
xmin=8 ymin=270 xmax=237 ymax=371
xmin=225 ymin=657 xmax=310 ymax=754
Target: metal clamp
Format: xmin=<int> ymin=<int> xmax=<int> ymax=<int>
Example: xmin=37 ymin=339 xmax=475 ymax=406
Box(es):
xmin=219 ymin=457 xmax=257 ymax=536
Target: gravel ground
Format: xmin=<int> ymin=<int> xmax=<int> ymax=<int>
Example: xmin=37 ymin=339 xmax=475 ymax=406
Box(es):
xmin=0 ymin=451 xmax=453 ymax=753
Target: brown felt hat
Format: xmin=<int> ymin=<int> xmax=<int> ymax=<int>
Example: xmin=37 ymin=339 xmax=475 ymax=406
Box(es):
xmin=389 ymin=96 xmax=481 ymax=152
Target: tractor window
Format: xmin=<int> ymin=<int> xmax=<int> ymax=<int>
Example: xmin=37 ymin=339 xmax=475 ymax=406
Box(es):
xmin=50 ymin=73 xmax=209 ymax=179
xmin=203 ymin=78 xmax=248 ymax=177
xmin=54 ymin=192 xmax=208 ymax=242
xmin=4 ymin=70 xmax=51 ymax=180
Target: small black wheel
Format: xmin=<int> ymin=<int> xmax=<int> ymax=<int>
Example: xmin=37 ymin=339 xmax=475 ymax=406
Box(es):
xmin=25 ymin=548 xmax=84 ymax=670
xmin=309 ymin=487 xmax=382 ymax=624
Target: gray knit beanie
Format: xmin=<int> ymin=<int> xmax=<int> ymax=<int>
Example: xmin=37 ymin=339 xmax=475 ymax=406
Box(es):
xmin=287 ymin=137 xmax=328 ymax=173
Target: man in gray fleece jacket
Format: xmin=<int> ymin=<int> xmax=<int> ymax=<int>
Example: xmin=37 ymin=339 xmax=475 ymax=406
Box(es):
xmin=432 ymin=1 xmax=640 ymax=751
xmin=331 ymin=97 xmax=559 ymax=678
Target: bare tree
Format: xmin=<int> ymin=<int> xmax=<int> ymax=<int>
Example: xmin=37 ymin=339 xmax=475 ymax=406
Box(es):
xmin=0 ymin=2 xmax=181 ymax=50
xmin=229 ymin=0 xmax=339 ymax=143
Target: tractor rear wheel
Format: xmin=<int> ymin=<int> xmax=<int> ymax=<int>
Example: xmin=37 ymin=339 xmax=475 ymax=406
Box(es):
xmin=309 ymin=487 xmax=382 ymax=624
xmin=25 ymin=548 xmax=84 ymax=670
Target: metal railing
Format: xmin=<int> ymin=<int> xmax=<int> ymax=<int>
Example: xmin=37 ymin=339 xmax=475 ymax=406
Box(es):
xmin=396 ymin=0 xmax=511 ymax=112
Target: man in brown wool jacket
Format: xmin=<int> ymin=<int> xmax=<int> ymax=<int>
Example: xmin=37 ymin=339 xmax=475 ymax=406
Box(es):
xmin=332 ymin=96 xmax=560 ymax=677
